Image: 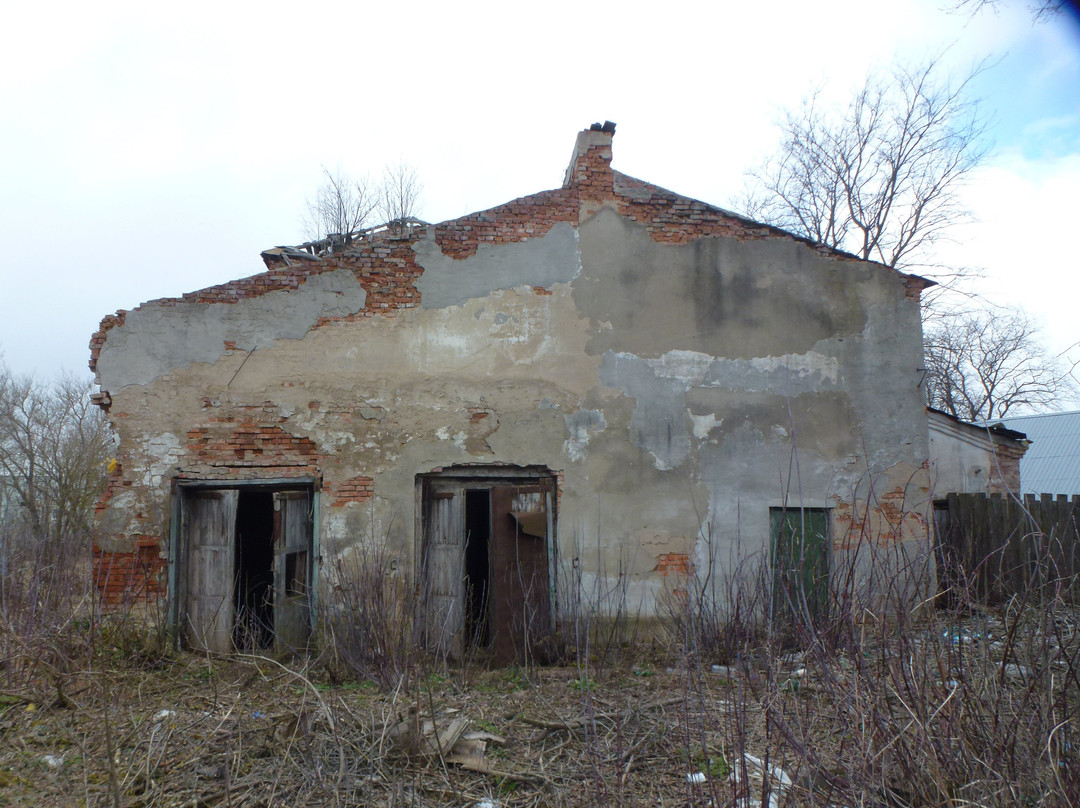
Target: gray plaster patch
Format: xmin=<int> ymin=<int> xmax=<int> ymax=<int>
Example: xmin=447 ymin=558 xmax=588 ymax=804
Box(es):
xmin=598 ymin=348 xmax=843 ymax=470
xmin=413 ymin=221 xmax=580 ymax=308
xmin=649 ymin=349 xmax=840 ymax=393
xmin=599 ymin=352 xmax=692 ymax=471
xmin=563 ymin=408 xmax=607 ymax=462
xmin=574 ymin=208 xmax=868 ymax=359
xmin=97 ymin=269 xmax=367 ymax=388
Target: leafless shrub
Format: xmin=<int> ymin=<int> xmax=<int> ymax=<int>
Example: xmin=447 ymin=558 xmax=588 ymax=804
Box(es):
xmin=302 ymin=167 xmax=379 ymax=247
xmin=303 ymin=161 xmax=424 ymax=250
xmin=559 ymin=537 xmax=646 ymax=677
xmin=378 ymin=161 xmax=424 ymax=237
xmin=661 ymin=529 xmax=771 ymax=666
xmin=322 ymin=538 xmax=418 ymax=691
xmin=662 ymin=493 xmax=1079 ymax=808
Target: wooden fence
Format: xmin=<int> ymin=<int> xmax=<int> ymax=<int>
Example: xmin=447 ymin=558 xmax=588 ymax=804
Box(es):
xmin=935 ymin=493 xmax=1080 ymax=604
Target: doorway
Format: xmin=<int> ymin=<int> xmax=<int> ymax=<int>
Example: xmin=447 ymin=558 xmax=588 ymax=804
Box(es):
xmin=417 ymin=467 xmax=556 ymax=664
xmin=175 ymin=483 xmax=315 ymax=654
xmin=464 ymin=489 xmax=491 ymax=646
xmin=770 ymin=506 xmax=829 ymax=628
xmin=234 ymin=491 xmax=275 ymax=649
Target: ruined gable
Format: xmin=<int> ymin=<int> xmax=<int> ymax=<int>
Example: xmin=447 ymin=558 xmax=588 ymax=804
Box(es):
xmin=90 ymin=123 xmax=933 ymax=657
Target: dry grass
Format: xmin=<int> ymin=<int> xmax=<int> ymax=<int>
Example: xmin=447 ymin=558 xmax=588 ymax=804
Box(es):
xmin=0 ymin=592 xmax=1076 ymax=807
xmin=0 ymin=650 xmax=752 ymax=807
xmin=1 ymin=501 xmax=1077 ymax=806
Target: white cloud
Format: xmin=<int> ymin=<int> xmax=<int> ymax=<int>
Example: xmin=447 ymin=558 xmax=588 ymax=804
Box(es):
xmin=935 ymin=149 xmax=1080 ymax=386
xmin=1 ymin=0 xmax=1078 ymax=382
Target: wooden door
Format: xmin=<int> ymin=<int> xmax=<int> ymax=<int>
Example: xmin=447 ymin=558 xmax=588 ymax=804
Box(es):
xmin=273 ymin=491 xmax=313 ymax=652
xmin=771 ymin=507 xmax=829 ymax=627
xmin=491 ymin=485 xmax=552 ymax=664
xmin=420 ymin=490 xmax=465 ymax=658
xmin=182 ymin=489 xmax=238 ymax=653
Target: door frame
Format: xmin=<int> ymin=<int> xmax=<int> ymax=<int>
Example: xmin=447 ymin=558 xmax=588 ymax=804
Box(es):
xmin=414 ymin=465 xmax=558 ymax=661
xmin=168 ymin=477 xmax=320 ymax=649
xmin=769 ymin=505 xmax=830 ymax=627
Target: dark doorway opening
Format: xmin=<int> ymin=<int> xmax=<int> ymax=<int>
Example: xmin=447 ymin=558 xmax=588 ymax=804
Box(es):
xmin=417 ymin=467 xmax=556 ymax=664
xmin=464 ymin=489 xmax=491 ymax=646
xmin=234 ymin=491 xmax=274 ymax=649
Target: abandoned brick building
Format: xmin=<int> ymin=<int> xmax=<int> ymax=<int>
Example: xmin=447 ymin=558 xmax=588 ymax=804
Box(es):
xmin=90 ymin=124 xmax=935 ymax=658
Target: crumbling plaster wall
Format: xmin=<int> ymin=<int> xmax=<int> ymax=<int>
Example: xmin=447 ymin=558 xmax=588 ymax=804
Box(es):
xmin=928 ymin=412 xmax=1026 ymax=496
xmin=92 ymin=136 xmax=931 ymax=615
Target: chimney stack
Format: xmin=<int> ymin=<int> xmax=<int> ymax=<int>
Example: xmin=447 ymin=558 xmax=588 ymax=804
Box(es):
xmin=563 ymin=121 xmax=616 ymax=201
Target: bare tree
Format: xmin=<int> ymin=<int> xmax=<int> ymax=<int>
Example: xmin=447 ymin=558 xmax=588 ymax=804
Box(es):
xmin=303 ymin=167 xmax=379 ymax=247
xmin=378 ymin=161 xmax=424 ymax=234
xmin=923 ymin=308 xmax=1075 ymax=421
xmin=950 ymin=0 xmax=1066 ymax=22
xmin=303 ymin=162 xmax=424 ymax=249
xmin=741 ymin=57 xmax=987 ymax=281
xmin=0 ymin=365 xmax=111 ymax=614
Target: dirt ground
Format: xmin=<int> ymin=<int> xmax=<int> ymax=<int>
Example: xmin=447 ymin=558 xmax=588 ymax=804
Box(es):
xmin=0 ymin=653 xmax=765 ymax=808
xmin=2 ymin=602 xmax=1077 ymax=807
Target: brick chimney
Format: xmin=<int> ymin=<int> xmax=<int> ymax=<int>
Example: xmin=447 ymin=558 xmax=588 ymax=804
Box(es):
xmin=563 ymin=121 xmax=616 ymax=204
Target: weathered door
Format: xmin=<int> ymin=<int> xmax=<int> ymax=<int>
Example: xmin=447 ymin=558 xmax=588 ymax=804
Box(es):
xmin=420 ymin=490 xmax=465 ymax=657
xmin=273 ymin=491 xmax=313 ymax=652
xmin=491 ymin=484 xmax=552 ymax=664
xmin=770 ymin=507 xmax=829 ymax=627
xmin=183 ymin=489 xmax=238 ymax=653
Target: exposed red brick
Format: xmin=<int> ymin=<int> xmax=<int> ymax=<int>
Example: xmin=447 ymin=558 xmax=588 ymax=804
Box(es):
xmin=93 ymin=537 xmax=166 ymax=606
xmin=181 ymin=421 xmax=319 ymax=480
xmin=433 ymin=189 xmax=578 ymax=260
xmin=654 ymin=552 xmax=693 ymax=577
xmin=88 ymin=310 xmax=127 ymax=374
xmin=328 ymin=475 xmax=375 ymax=507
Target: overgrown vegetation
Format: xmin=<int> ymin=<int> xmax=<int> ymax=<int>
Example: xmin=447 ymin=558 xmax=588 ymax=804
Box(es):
xmin=0 ymin=383 xmax=1076 ymax=806
xmin=2 ymin=504 xmax=1076 ymax=806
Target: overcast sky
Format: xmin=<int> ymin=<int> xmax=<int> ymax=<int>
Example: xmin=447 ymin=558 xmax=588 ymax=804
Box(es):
xmin=1 ymin=1 xmax=1078 ymax=405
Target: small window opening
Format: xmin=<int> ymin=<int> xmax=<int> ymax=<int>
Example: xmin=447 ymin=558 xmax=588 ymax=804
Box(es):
xmin=464 ymin=489 xmax=491 ymax=646
xmin=235 ymin=491 xmax=274 ymax=649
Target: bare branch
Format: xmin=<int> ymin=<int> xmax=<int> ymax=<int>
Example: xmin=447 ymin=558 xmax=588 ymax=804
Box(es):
xmin=0 ymin=365 xmax=111 ymax=594
xmin=378 ymin=161 xmax=424 ymax=237
xmin=949 ymin=0 xmax=1066 ymax=23
xmin=301 ymin=162 xmax=424 ymax=250
xmin=303 ymin=167 xmax=378 ymax=247
xmin=740 ymin=56 xmax=989 ymax=296
xmin=923 ymin=307 xmax=1076 ymax=420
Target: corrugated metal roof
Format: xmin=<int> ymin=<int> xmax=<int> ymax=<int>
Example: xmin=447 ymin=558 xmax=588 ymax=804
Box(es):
xmin=994 ymin=410 xmax=1080 ymax=495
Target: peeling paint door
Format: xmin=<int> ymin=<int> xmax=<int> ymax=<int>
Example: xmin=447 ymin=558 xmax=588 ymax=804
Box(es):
xmin=420 ymin=490 xmax=465 ymax=658
xmin=491 ymin=484 xmax=553 ymax=664
xmin=182 ymin=489 xmax=238 ymax=653
xmin=770 ymin=507 xmax=829 ymax=627
xmin=272 ymin=491 xmax=313 ymax=653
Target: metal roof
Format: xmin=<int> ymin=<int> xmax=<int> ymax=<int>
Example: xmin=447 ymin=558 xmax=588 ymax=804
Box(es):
xmin=993 ymin=410 xmax=1080 ymax=495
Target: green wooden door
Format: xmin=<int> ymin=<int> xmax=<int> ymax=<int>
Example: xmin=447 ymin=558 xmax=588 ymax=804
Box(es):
xmin=770 ymin=507 xmax=829 ymax=626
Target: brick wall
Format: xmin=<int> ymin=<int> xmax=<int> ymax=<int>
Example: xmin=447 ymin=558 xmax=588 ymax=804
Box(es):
xmin=183 ymin=421 xmax=319 ymax=478
xmin=328 ymin=475 xmax=374 ymax=507
xmin=654 ymin=552 xmax=693 ymax=577
xmin=434 ymin=188 xmax=578 ymax=260
xmin=93 ymin=536 xmax=166 ymax=604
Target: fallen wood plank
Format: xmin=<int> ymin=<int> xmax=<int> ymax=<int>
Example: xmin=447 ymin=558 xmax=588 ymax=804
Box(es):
xmin=518 ymin=695 xmax=684 ymax=731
